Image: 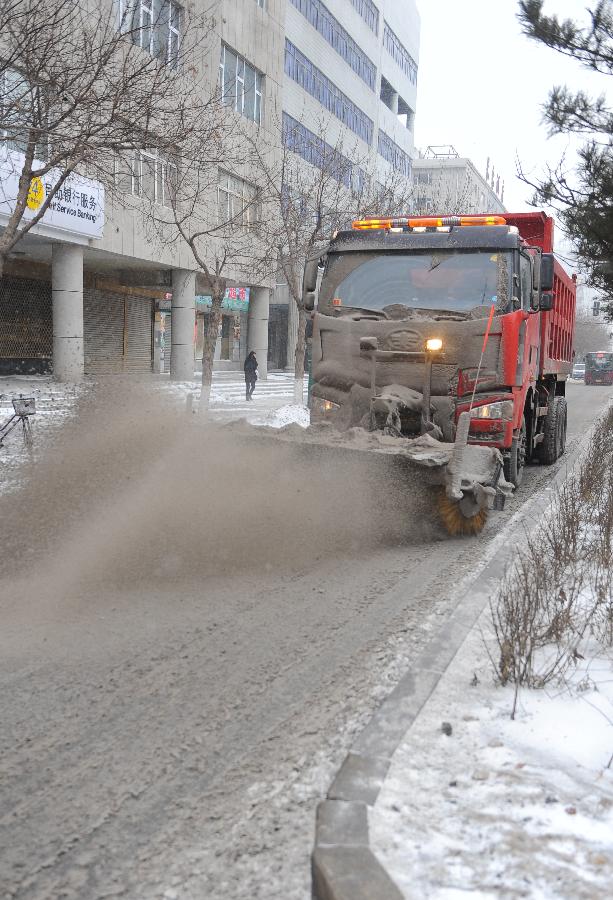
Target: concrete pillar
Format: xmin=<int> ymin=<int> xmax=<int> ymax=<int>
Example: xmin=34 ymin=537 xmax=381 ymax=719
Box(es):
xmin=287 ymin=295 xmax=299 ymax=372
xmin=170 ymin=269 xmax=196 ymax=380
xmin=247 ymin=286 xmax=270 ymax=379
xmin=52 ymin=244 xmax=84 ymax=382
xmin=390 ymin=91 xmax=399 ymax=115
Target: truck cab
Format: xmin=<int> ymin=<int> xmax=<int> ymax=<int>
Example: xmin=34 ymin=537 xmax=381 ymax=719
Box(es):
xmin=306 ymin=213 xmax=576 ymax=486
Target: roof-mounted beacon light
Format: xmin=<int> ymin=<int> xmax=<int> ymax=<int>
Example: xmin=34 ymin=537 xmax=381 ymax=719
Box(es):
xmin=352 ymin=215 xmax=507 ymax=231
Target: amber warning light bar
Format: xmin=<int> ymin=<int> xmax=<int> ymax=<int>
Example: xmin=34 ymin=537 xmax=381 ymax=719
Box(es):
xmin=352 ymin=215 xmax=507 ymax=231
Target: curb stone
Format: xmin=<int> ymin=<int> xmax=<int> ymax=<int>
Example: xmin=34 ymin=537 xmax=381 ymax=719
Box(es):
xmin=311 ymin=406 xmax=609 ymax=900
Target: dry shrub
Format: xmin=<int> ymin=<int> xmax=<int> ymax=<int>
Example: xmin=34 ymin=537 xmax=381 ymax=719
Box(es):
xmin=490 ymin=405 xmax=613 ymax=716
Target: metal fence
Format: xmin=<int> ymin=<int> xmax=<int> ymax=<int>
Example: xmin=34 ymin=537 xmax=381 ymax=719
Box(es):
xmin=0 ymin=275 xmax=52 ymax=374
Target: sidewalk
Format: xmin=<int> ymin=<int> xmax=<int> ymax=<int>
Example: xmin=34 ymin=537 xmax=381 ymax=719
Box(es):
xmin=160 ymin=370 xmax=309 ymax=426
xmin=313 ymin=404 xmax=613 ymax=900
xmin=369 ymin=603 xmax=613 ymax=899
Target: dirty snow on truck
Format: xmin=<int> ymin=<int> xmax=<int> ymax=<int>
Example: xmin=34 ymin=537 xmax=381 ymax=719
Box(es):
xmin=304 ymin=212 xmax=576 ymax=534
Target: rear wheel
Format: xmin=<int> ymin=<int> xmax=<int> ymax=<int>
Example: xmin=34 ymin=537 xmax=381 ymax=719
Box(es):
xmin=538 ymin=396 xmax=567 ymax=464
xmin=504 ymin=416 xmax=527 ymax=487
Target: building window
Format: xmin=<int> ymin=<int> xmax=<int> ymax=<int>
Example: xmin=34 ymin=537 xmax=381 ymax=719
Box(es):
xmin=282 ymin=112 xmax=366 ymax=191
xmin=377 ymin=131 xmax=411 ymax=178
xmin=284 ymin=41 xmax=373 ymax=145
xmin=116 ymin=148 xmax=177 ymax=206
xmin=289 ymin=0 xmax=376 ymax=91
xmin=217 ymin=171 xmax=260 ymax=227
xmin=219 ymin=45 xmax=263 ymax=125
xmin=350 ymin=0 xmax=378 ymax=34
xmin=383 ymin=21 xmax=418 ymax=85
xmin=118 ymin=0 xmax=183 ymax=68
xmin=255 ymin=0 xmax=266 ymax=7
xmin=0 ymin=68 xmax=48 ymax=159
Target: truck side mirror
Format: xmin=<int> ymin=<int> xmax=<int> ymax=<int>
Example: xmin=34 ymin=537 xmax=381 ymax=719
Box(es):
xmin=540 ymin=292 xmax=554 ymax=311
xmin=302 ymin=257 xmax=321 ymax=311
xmin=540 ymin=253 xmax=554 ymax=292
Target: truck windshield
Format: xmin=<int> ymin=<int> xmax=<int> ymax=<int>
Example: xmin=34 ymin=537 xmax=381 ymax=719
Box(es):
xmin=320 ymin=250 xmax=513 ymax=317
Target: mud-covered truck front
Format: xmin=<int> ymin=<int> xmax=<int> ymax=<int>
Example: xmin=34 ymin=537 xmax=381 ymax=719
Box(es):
xmin=303 ymin=212 xmax=576 ymax=533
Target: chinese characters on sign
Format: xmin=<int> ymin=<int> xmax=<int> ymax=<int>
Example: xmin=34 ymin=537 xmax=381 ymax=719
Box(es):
xmin=0 ymin=149 xmax=104 ymax=240
xmin=196 ymin=287 xmax=250 ymax=312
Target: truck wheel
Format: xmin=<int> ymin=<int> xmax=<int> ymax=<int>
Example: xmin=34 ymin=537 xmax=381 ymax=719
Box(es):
xmin=504 ymin=417 xmax=527 ymax=487
xmin=538 ymin=396 xmax=567 ymax=464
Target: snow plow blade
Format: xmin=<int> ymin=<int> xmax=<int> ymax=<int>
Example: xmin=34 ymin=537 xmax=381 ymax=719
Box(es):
xmin=228 ymin=411 xmax=510 ymax=537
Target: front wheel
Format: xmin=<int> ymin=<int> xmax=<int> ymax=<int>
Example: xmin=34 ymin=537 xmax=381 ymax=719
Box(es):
xmin=504 ymin=416 xmax=527 ymax=487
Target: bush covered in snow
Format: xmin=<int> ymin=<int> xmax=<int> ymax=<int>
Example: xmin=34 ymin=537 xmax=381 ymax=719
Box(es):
xmin=491 ymin=406 xmax=613 ymax=718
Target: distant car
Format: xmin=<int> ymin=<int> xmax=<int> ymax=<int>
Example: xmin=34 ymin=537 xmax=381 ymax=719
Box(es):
xmin=571 ymin=362 xmax=586 ymax=381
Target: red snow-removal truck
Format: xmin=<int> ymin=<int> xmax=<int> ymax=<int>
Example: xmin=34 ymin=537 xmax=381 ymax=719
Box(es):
xmin=301 ymin=211 xmax=576 ymax=535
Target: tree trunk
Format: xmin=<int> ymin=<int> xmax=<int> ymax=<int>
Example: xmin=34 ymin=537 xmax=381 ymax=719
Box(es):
xmin=293 ymin=303 xmax=307 ymax=404
xmin=199 ymin=300 xmax=223 ymax=410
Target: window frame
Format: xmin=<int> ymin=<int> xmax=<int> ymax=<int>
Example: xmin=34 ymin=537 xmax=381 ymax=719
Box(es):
xmin=219 ymin=44 xmax=263 ymax=125
xmin=118 ymin=0 xmax=183 ymax=68
xmin=217 ymin=169 xmax=260 ymax=228
xmin=116 ymin=147 xmax=177 ymax=207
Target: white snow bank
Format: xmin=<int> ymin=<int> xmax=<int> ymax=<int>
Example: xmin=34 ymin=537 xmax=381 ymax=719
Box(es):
xmin=371 ymin=619 xmax=613 ymax=899
xmin=265 ymin=404 xmax=310 ymax=429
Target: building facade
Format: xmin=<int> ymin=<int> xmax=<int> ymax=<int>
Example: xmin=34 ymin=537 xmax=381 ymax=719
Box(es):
xmin=0 ymin=0 xmax=285 ymax=380
xmin=412 ymin=148 xmax=506 ymax=216
xmin=0 ymin=0 xmax=420 ymax=381
xmin=279 ymin=0 xmax=421 ymax=366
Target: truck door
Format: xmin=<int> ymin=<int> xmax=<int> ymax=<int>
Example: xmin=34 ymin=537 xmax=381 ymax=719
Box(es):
xmin=519 ymin=252 xmax=540 ymax=383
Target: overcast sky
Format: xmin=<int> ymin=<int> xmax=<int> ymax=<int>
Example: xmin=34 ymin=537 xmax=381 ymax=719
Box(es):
xmin=414 ymin=0 xmax=610 ymax=213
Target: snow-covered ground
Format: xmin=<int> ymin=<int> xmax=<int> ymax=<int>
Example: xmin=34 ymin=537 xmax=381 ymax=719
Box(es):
xmin=159 ymin=370 xmax=309 ymax=426
xmin=0 ymin=372 xmax=308 ymax=495
xmin=371 ymin=581 xmax=613 ymax=896
xmin=0 ymin=375 xmax=85 ymax=496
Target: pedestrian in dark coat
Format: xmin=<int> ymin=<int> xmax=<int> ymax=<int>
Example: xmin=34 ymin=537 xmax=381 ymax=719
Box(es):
xmin=244 ymin=351 xmax=258 ymax=401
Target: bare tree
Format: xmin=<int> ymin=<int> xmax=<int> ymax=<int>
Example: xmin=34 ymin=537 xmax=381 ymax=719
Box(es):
xmin=574 ymin=310 xmax=611 ymax=359
xmin=252 ymin=114 xmax=414 ymax=404
xmin=143 ymin=134 xmax=274 ymax=407
xmin=0 ymin=0 xmax=220 ymax=277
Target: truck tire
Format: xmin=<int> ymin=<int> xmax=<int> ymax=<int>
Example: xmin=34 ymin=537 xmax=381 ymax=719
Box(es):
xmin=504 ymin=416 xmax=527 ymax=487
xmin=538 ymin=396 xmax=567 ymax=465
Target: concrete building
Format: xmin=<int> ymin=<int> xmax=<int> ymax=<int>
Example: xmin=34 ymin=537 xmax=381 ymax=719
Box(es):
xmin=0 ymin=0 xmax=420 ymax=381
xmin=0 ymin=0 xmax=285 ymax=380
xmin=412 ymin=147 xmax=506 ymax=216
xmin=279 ymin=0 xmax=421 ymax=367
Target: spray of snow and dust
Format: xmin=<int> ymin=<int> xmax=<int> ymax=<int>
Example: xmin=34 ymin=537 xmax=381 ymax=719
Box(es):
xmin=0 ymin=382 xmax=442 ymax=611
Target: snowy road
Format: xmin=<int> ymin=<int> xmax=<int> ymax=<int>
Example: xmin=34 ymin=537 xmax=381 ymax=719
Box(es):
xmin=0 ymin=383 xmax=611 ymax=900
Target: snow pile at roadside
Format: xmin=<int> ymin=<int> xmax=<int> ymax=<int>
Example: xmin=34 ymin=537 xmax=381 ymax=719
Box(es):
xmin=265 ymin=404 xmax=310 ymax=429
xmin=371 ymin=407 xmax=613 ymax=898
xmin=371 ymin=618 xmax=613 ymax=899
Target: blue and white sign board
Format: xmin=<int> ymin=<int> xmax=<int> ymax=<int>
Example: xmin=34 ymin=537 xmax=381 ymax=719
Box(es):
xmin=0 ymin=148 xmax=104 ymax=242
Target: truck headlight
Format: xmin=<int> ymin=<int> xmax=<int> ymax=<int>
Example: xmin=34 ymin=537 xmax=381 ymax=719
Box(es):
xmin=311 ymin=397 xmax=340 ymax=415
xmin=471 ymin=400 xmax=513 ymax=420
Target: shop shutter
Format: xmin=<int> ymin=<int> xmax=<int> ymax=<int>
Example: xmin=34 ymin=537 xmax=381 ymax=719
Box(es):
xmin=124 ymin=296 xmax=153 ymax=373
xmin=161 ymin=312 xmax=172 ymax=373
xmin=84 ymin=289 xmax=124 ymax=374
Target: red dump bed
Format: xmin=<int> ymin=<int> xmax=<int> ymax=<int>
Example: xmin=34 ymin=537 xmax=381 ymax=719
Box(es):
xmin=503 ymin=211 xmax=576 ymax=376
